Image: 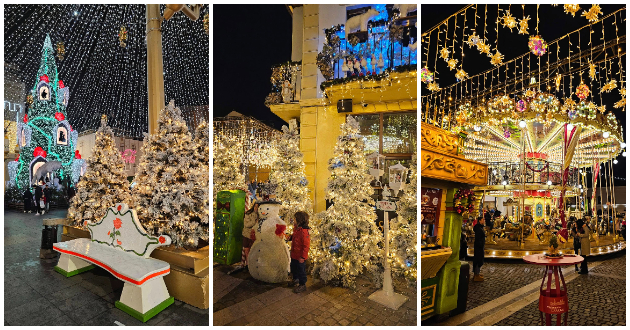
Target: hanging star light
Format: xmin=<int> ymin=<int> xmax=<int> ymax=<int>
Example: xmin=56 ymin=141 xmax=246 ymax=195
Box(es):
xmin=440 ymin=47 xmax=450 ymax=60
xmin=601 ymin=79 xmax=617 ymax=93
xmin=447 ymin=58 xmax=458 ymax=70
xmin=598 ymin=105 xmax=607 ymax=114
xmin=589 ymin=62 xmax=597 ymax=79
xmin=490 ymin=51 xmax=504 ymax=66
xmin=555 ymin=74 xmax=562 ymax=90
xmin=518 ymin=16 xmax=530 ymax=35
xmin=582 ymin=4 xmax=602 ymax=22
xmin=614 ymin=97 xmax=626 ymax=110
xmin=466 ymin=32 xmax=480 ymax=47
xmin=477 ymin=41 xmax=491 ymax=55
xmin=528 ymin=35 xmax=548 ymax=56
xmin=501 ymin=11 xmax=518 ymax=31
xmin=563 ymin=97 xmax=576 ymax=111
xmin=455 ymin=69 xmax=468 ymax=81
xmin=427 ymin=82 xmax=440 ymax=91
xmin=564 ymin=4 xmax=580 ymax=17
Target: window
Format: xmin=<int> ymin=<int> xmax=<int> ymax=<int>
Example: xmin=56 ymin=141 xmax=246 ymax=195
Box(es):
xmin=352 ymin=111 xmax=416 ymax=188
xmin=56 ymin=126 xmax=68 ymax=145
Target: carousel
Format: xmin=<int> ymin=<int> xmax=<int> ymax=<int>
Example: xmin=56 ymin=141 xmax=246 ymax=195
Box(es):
xmin=455 ymin=84 xmax=625 ymax=258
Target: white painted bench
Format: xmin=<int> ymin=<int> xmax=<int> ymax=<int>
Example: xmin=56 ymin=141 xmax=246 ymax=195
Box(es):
xmin=53 ymin=203 xmax=173 ymax=322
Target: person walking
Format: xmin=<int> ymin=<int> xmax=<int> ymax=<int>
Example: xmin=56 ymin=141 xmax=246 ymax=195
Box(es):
xmin=44 ymin=177 xmax=53 ymax=212
xmin=473 ymin=216 xmax=486 ymax=282
xmin=23 ymin=187 xmax=34 ymax=213
xmin=577 ymin=219 xmax=590 ymax=274
xmin=571 ymin=223 xmax=581 ymax=272
xmin=34 ymin=182 xmax=44 ymax=216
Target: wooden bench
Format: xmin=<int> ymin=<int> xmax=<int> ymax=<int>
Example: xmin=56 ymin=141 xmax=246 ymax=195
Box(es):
xmin=53 ymin=203 xmax=173 ymax=322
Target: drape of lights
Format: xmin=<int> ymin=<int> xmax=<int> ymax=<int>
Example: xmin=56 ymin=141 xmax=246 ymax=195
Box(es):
xmin=421 ymin=6 xmax=625 ymax=132
xmin=4 ymin=4 xmax=209 ymax=138
xmin=212 ymin=115 xmax=281 ymax=168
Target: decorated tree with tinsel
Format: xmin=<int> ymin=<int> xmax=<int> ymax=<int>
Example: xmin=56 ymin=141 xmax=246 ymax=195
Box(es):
xmin=132 ymin=100 xmax=207 ymax=248
xmin=7 ymin=34 xmax=81 ymax=190
xmin=310 ymin=116 xmax=383 ymax=288
xmin=269 ymin=119 xmax=313 ymax=227
xmin=68 ymin=115 xmax=132 ymax=226
xmin=213 ymin=133 xmax=245 ymax=202
xmin=389 ymin=153 xmax=417 ymax=285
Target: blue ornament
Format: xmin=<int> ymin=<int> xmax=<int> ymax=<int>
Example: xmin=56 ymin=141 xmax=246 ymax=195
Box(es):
xmin=331 ymin=161 xmax=345 ymax=169
xmin=299 ymin=177 xmax=308 ymax=186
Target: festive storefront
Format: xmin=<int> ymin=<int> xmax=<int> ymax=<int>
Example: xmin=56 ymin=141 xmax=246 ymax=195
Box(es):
xmin=420 ymin=122 xmax=488 ymax=320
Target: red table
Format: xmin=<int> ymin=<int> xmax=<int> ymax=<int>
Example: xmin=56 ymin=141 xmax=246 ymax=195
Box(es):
xmin=523 ymin=254 xmax=584 ymax=326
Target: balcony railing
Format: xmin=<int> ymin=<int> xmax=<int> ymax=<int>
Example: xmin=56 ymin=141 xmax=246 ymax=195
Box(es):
xmin=317 ymin=14 xmax=417 ymax=89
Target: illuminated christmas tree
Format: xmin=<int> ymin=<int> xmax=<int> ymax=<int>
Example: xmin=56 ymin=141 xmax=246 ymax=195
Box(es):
xmin=311 ymin=116 xmax=383 ymax=288
xmin=132 ymin=100 xmax=206 ymax=248
xmin=213 ymin=133 xmax=245 ymax=202
xmin=7 ymin=34 xmax=80 ymax=190
xmin=69 ymin=115 xmax=131 ymax=226
xmin=269 ymin=119 xmax=313 ymax=227
xmin=389 ymin=153 xmax=417 ymax=285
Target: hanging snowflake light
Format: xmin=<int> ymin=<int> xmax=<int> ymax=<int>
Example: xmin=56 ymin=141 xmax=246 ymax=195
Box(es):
xmin=56 ymin=42 xmax=65 ymax=61
xmin=477 ymin=41 xmax=491 ymax=55
xmin=119 ymin=25 xmax=128 ymax=48
xmin=518 ymin=16 xmax=530 ymax=35
xmin=601 ymin=79 xmax=617 ymax=93
xmin=564 ymin=4 xmax=581 ymax=17
xmin=490 ymin=51 xmax=503 ymax=66
xmin=528 ymin=35 xmax=548 ymax=56
xmin=427 ymin=82 xmax=440 ymax=91
xmin=466 ymin=32 xmax=480 ymax=47
xmin=589 ymin=62 xmax=596 ymax=79
xmin=582 ymin=5 xmax=602 ymax=22
xmin=447 ymin=58 xmax=458 ymax=70
xmin=440 ymin=47 xmax=450 ymax=60
xmin=420 ymin=67 xmax=434 ymax=83
xmin=501 ymin=11 xmax=518 ymax=31
xmin=576 ymin=83 xmax=590 ymax=100
xmin=455 ymin=69 xmax=468 ymax=81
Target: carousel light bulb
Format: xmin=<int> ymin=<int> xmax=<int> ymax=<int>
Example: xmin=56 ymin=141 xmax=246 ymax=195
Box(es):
xmin=603 ymin=131 xmax=610 ymax=138
xmin=623 ymin=151 xmax=627 ymax=157
xmin=547 ymin=180 xmax=552 ymax=185
xmin=581 ymin=188 xmax=584 ymax=192
xmin=501 ymin=180 xmax=507 ymax=185
xmin=567 ymin=124 xmax=574 ymax=131
xmin=519 ymin=120 xmax=526 ymax=128
xmin=613 ymin=159 xmax=618 ymax=164
xmin=578 ymin=184 xmax=582 ymax=188
xmin=474 ymin=125 xmax=481 ymax=132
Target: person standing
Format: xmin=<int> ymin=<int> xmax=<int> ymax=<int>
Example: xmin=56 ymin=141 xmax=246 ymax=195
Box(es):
xmin=473 ymin=216 xmax=486 ymax=282
xmin=571 ymin=223 xmax=581 ymax=272
xmin=44 ymin=177 xmax=53 ymax=212
xmin=577 ymin=219 xmax=590 ymax=274
xmin=23 ymin=187 xmax=34 ymax=213
xmin=286 ymin=211 xmax=311 ymax=293
xmin=34 ymin=182 xmax=44 ymax=216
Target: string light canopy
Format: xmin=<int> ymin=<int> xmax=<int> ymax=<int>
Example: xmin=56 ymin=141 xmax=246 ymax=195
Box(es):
xmin=4 ymin=4 xmax=209 ymax=138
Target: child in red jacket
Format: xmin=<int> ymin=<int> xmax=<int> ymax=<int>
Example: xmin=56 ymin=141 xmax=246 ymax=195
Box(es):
xmin=286 ymin=211 xmax=310 ymax=293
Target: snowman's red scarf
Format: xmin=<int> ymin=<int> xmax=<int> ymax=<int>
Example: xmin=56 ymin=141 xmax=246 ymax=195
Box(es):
xmin=275 ymin=224 xmax=286 ymax=237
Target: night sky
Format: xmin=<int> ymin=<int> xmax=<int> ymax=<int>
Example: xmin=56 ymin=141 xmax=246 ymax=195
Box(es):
xmin=421 ymin=4 xmax=626 ymax=187
xmin=213 ymin=4 xmax=292 ymax=131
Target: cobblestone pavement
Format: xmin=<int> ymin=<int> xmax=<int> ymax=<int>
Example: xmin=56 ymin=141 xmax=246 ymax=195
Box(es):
xmin=4 ymin=209 xmax=209 ymax=326
xmin=213 ymin=264 xmax=417 ymax=326
xmin=423 ymin=250 xmax=625 ymax=326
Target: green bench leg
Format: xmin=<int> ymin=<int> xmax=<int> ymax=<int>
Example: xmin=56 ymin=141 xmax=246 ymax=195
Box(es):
xmin=55 ymin=254 xmax=95 ymax=277
xmin=54 ymin=265 xmax=95 ymax=277
xmin=116 ymin=296 xmax=174 ymax=323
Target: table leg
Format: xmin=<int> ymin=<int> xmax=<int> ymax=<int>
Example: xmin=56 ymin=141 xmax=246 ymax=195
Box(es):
xmin=553 ymin=266 xmax=560 ymax=296
xmin=546 ymin=313 xmax=551 ymax=326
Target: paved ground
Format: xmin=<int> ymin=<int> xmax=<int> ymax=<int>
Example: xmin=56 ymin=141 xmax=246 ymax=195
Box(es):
xmin=4 ymin=209 xmax=209 ymax=326
xmin=214 ymin=263 xmax=417 ymax=326
xmin=423 ymin=249 xmax=625 ymax=326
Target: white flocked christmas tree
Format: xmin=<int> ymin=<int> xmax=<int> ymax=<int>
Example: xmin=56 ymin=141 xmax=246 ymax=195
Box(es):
xmin=389 ymin=153 xmax=417 ymax=285
xmin=311 ymin=116 xmax=383 ymax=288
xmin=212 ymin=132 xmax=245 ymax=202
xmin=69 ymin=114 xmax=132 ymax=226
xmin=132 ymin=100 xmax=207 ymax=248
xmin=191 ymin=120 xmax=210 ymax=240
xmin=269 ymin=119 xmax=313 ymax=226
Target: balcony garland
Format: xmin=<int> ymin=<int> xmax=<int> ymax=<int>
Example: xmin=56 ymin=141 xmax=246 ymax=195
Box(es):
xmin=320 ymin=64 xmax=416 ymax=92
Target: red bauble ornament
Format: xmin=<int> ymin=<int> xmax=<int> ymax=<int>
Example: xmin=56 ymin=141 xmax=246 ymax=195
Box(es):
xmin=39 ymin=75 xmax=49 ymax=83
xmin=54 ymin=112 xmax=65 ymax=121
xmin=75 ymin=150 xmax=81 ymax=159
xmin=23 ymin=114 xmax=28 ymax=123
xmin=33 ymin=146 xmax=47 ymax=158
xmin=58 ymin=80 xmax=65 ymax=89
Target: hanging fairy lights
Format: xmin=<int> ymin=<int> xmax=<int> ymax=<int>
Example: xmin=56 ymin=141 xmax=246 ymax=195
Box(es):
xmin=4 ymin=5 xmax=209 ymax=139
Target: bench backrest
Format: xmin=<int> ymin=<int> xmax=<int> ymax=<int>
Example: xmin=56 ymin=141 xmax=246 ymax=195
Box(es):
xmin=85 ymin=203 xmax=171 ymax=258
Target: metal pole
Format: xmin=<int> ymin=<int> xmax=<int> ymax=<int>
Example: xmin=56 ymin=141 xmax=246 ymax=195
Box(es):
xmin=146 ymin=4 xmax=165 ymax=135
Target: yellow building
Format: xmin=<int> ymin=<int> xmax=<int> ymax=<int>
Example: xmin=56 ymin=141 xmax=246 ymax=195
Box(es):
xmin=268 ymin=4 xmax=417 ymax=213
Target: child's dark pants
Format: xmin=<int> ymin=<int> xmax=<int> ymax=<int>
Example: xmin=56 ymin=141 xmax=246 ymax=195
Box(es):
xmin=290 ymin=258 xmax=307 ymax=285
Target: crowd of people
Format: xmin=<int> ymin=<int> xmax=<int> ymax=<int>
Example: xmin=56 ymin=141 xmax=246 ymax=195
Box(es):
xmin=21 ymin=177 xmax=76 ymax=215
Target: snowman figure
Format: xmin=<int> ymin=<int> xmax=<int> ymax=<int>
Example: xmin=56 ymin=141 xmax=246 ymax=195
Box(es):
xmin=247 ymin=200 xmax=290 ymax=283
xmin=281 ymin=80 xmax=292 ymax=103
